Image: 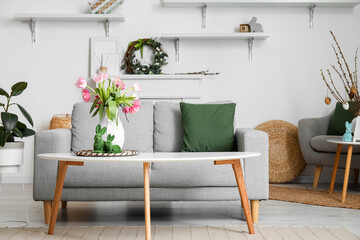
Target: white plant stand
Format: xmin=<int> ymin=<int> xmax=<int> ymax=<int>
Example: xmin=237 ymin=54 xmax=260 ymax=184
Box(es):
xmin=0 ymin=142 xmax=29 ymax=227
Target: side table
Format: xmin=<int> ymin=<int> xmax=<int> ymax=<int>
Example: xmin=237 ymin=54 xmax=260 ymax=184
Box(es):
xmin=327 ymin=139 xmax=360 ymax=203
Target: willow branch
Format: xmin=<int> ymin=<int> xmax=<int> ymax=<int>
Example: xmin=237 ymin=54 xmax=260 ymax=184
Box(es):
xmin=331 ymin=64 xmax=349 ymax=93
xmin=331 ymin=31 xmax=354 ymax=85
xmin=321 ymin=70 xmax=342 ymax=102
xmin=355 ymin=47 xmax=359 ymax=87
xmin=331 ymin=45 xmax=352 ymax=89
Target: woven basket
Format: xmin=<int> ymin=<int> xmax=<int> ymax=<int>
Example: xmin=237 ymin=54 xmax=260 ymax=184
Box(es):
xmin=49 ymin=114 xmax=72 ymax=130
xmin=255 ymin=120 xmax=306 ymax=183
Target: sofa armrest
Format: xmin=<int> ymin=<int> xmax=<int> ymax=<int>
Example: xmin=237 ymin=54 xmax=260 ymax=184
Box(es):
xmin=33 ymin=128 xmax=72 ymax=201
xmin=298 ymin=115 xmax=332 ymax=164
xmin=236 ymin=128 xmax=269 ymax=200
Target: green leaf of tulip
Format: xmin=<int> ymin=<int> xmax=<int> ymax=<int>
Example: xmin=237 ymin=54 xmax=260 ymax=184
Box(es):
xmin=11 ymin=82 xmax=27 ymax=96
xmin=0 ymin=88 xmax=9 ymax=98
xmin=0 ymin=131 xmax=12 ymax=147
xmin=15 ymin=103 xmax=33 ymax=127
xmin=1 ymin=112 xmax=18 ymax=132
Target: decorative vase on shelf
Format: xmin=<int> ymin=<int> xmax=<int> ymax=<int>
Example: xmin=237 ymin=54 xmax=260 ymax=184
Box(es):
xmin=98 ymin=112 xmax=125 ymax=148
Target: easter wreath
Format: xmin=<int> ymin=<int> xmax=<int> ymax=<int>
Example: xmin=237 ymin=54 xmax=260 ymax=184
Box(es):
xmin=122 ymin=38 xmax=168 ymax=74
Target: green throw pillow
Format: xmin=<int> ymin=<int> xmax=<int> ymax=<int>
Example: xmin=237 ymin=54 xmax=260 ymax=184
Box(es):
xmin=327 ymin=102 xmax=355 ymax=135
xmin=180 ymin=102 xmax=236 ymax=152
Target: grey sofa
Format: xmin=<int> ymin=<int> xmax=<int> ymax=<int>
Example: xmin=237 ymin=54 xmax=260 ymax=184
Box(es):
xmin=298 ymin=113 xmax=360 ymax=188
xmin=34 ymin=101 xmax=269 ymax=224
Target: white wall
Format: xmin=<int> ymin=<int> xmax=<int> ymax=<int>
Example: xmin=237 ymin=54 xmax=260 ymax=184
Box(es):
xmin=1 ymin=0 xmax=360 ymax=183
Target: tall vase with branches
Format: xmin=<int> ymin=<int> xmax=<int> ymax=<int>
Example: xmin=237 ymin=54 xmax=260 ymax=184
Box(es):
xmin=321 ymin=31 xmax=359 ymax=115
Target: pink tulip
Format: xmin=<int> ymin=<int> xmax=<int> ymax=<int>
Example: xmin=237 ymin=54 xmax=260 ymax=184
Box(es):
xmin=132 ymin=83 xmax=142 ymax=92
xmin=99 ymin=71 xmax=109 ymax=81
xmin=113 ymin=76 xmax=125 ymax=89
xmin=122 ymin=106 xmax=130 ymax=113
xmin=81 ymin=89 xmax=90 ymax=102
xmin=129 ymin=100 xmax=141 ymax=113
xmin=75 ymin=78 xmax=87 ymax=89
xmin=92 ymin=74 xmax=102 ymax=83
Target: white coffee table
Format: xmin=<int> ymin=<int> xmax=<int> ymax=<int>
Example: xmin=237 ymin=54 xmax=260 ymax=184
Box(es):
xmin=38 ymin=152 xmax=261 ymax=239
xmin=327 ymin=139 xmax=360 ymax=203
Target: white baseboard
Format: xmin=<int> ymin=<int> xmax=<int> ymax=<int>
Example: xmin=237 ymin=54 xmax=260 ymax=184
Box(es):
xmin=1 ymin=175 xmax=33 ymax=184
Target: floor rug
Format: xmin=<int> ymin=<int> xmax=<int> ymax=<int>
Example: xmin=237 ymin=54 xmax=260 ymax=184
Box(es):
xmin=269 ymin=185 xmax=360 ymax=210
xmin=0 ymin=226 xmax=358 ymax=240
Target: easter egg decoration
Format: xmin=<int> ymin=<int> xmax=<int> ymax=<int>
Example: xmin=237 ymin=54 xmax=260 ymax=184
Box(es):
xmin=325 ymin=97 xmax=331 ymax=105
xmin=343 ymin=102 xmax=350 ymax=110
xmin=351 ymin=86 xmax=358 ymax=94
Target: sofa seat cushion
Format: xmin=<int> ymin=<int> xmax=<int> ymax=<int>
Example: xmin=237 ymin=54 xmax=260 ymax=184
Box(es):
xmin=310 ymin=135 xmax=360 ymax=153
xmin=71 ymin=101 xmax=154 ymax=152
xmin=150 ymin=161 xmax=241 ymax=187
xmin=64 ymin=162 xmax=145 ymax=188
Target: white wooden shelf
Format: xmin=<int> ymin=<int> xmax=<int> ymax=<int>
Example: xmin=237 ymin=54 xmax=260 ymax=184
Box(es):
xmin=121 ymin=74 xmax=204 ymax=80
xmin=163 ymin=0 xmax=360 ymax=29
xmin=13 ymin=13 xmax=125 ymax=42
xmin=161 ymin=33 xmax=270 ymax=61
xmin=163 ymin=0 xmax=360 ymax=8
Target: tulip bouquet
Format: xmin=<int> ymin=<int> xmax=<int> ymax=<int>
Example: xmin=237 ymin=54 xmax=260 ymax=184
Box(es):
xmin=75 ymin=71 xmax=141 ymax=125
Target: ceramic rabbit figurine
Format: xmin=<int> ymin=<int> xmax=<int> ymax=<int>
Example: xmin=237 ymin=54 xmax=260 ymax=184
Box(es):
xmin=342 ymin=121 xmax=353 ymax=142
xmin=104 ymin=134 xmax=122 ymax=153
xmin=93 ymin=125 xmax=107 ymax=153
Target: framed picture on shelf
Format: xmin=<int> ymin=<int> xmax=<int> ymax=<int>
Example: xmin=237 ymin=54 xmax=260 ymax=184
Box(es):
xmin=90 ymin=37 xmax=123 ymax=77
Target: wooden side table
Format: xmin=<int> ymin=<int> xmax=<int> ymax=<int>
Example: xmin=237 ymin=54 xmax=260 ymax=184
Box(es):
xmin=327 ymin=139 xmax=360 ymax=203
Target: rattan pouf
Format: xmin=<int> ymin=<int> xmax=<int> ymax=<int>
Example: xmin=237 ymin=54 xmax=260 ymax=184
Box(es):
xmin=255 ymin=120 xmax=306 ymax=183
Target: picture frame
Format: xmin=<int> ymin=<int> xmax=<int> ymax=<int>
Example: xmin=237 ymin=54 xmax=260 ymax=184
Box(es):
xmin=90 ymin=37 xmax=123 ymax=77
xmin=352 ymin=116 xmax=360 ymax=142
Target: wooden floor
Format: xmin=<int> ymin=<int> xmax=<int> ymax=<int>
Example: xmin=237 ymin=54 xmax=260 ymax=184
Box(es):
xmin=0 ymin=183 xmax=359 ymax=237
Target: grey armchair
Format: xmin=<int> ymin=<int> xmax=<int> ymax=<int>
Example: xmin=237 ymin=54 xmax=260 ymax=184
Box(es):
xmin=298 ymin=114 xmax=360 ymax=188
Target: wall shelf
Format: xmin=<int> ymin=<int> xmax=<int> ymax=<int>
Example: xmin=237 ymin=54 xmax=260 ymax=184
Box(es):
xmin=162 ymin=0 xmax=360 ymax=29
xmin=13 ymin=13 xmax=125 ymax=43
xmin=163 ymin=0 xmax=360 ymax=8
xmin=161 ymin=32 xmax=271 ymax=61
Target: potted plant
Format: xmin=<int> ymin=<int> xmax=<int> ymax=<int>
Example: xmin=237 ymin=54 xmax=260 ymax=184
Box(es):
xmin=0 ymin=82 xmax=35 ymax=173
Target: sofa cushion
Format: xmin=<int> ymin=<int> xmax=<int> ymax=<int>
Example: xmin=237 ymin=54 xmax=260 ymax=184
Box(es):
xmin=66 ymin=101 xmax=154 ymax=188
xmin=71 ymin=101 xmax=154 ymax=152
xmin=180 ymin=102 xmax=236 ymax=152
xmin=327 ymin=102 xmax=355 ymax=135
xmin=310 ymin=135 xmax=360 ymax=153
xmin=154 ymin=102 xmax=184 ymax=152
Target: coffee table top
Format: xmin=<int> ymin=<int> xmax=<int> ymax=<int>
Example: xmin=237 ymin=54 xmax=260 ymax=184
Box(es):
xmin=326 ymin=139 xmax=360 ymax=146
xmin=37 ymin=152 xmax=260 ymax=163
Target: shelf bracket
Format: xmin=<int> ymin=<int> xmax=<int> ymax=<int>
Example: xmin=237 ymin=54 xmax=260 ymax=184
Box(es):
xmin=31 ymin=18 xmax=36 ymax=43
xmin=175 ymin=38 xmax=180 ymax=62
xmin=309 ymin=5 xmax=316 ymax=30
xmin=105 ymin=20 xmax=110 ymax=37
xmin=248 ymin=38 xmax=254 ymax=61
xmin=201 ymin=4 xmax=207 ymax=29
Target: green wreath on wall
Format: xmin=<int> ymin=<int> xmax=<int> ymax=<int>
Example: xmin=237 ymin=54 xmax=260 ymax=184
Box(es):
xmin=122 ymin=38 xmax=168 ymax=74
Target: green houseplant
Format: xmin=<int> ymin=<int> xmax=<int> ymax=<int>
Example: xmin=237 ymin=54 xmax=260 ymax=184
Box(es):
xmin=0 ymin=82 xmax=35 ymax=147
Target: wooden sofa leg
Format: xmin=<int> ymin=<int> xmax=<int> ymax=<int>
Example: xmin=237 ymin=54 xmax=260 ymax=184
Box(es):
xmin=313 ymin=165 xmax=323 ymax=189
xmin=355 ymin=169 xmax=359 ymax=184
xmin=61 ymin=201 xmax=67 ymax=209
xmin=43 ymin=201 xmax=52 ymax=224
xmin=250 ymin=200 xmax=259 ymax=223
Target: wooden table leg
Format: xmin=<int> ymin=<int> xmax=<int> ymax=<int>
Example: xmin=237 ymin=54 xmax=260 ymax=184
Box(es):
xmin=48 ymin=161 xmax=83 ymax=235
xmin=329 ymin=144 xmax=342 ymax=195
xmin=215 ymin=159 xmax=255 ymax=234
xmin=342 ymin=145 xmax=353 ymax=203
xmin=143 ymin=162 xmax=151 ymax=240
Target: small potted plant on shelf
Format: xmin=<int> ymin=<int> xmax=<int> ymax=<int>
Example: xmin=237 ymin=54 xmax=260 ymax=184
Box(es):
xmin=0 ymin=82 xmax=35 ymax=173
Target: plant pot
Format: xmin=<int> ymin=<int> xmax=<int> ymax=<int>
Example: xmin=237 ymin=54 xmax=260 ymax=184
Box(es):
xmin=0 ymin=141 xmax=24 ymax=174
